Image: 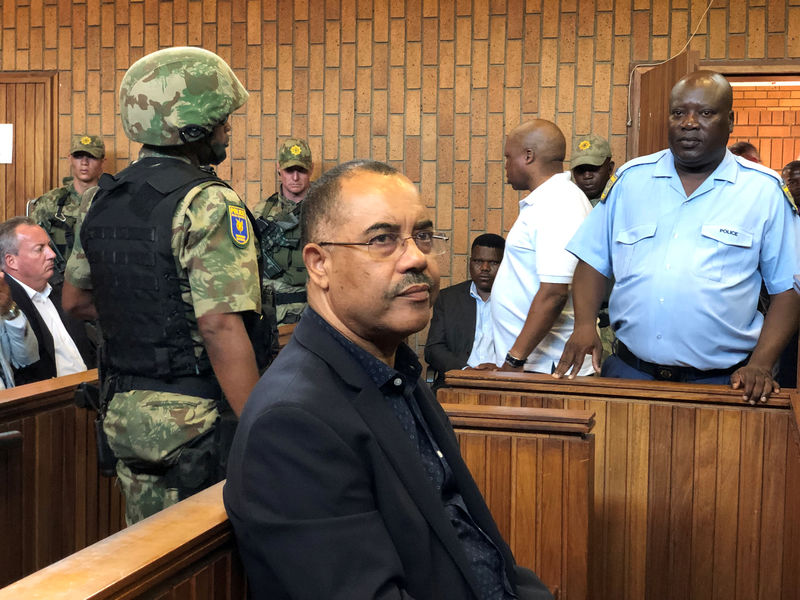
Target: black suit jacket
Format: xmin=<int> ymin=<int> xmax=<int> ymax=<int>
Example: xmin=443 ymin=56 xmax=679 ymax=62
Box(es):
xmin=6 ymin=275 xmax=92 ymax=385
xmin=224 ymin=314 xmax=551 ymax=600
xmin=424 ymin=280 xmax=477 ymax=389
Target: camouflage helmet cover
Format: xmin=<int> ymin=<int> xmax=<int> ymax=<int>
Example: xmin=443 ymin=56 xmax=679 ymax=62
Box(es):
xmin=119 ymin=46 xmax=249 ymax=146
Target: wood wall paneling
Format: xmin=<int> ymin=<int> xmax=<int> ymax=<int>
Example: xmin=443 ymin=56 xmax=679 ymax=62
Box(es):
xmin=0 ymin=370 xmax=126 ymax=587
xmin=4 ymin=1 xmax=800 ymax=356
xmin=0 ymin=404 xmax=591 ymax=599
xmin=438 ymin=373 xmax=800 ymax=600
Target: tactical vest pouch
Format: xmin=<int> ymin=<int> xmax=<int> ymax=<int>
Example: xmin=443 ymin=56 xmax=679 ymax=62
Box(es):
xmin=165 ymin=427 xmax=219 ymax=500
xmin=163 ymin=409 xmax=237 ymax=500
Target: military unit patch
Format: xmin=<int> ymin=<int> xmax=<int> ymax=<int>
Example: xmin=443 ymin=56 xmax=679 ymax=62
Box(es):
xmin=228 ymin=203 xmax=250 ymax=247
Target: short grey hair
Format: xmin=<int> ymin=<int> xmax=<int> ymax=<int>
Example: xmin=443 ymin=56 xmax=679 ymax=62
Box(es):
xmin=0 ymin=216 xmax=37 ymax=271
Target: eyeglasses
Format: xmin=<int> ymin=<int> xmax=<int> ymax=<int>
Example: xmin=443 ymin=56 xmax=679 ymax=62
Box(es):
xmin=318 ymin=230 xmax=449 ymax=259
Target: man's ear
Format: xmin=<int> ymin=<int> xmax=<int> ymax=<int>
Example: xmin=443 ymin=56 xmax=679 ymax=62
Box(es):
xmin=3 ymin=254 xmax=15 ymax=272
xmin=303 ymin=243 xmax=330 ymax=291
xmin=608 ymin=160 xmax=615 ymax=172
xmin=524 ymin=148 xmax=535 ymax=165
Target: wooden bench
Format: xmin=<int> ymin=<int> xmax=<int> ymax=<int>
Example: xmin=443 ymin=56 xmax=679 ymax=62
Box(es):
xmin=440 ymin=371 xmax=800 ymax=600
xmin=0 ymin=370 xmax=126 ymax=587
xmin=0 ymin=403 xmax=594 ymax=599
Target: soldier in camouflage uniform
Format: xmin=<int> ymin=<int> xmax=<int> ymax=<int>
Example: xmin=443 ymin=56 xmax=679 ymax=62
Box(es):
xmin=252 ymin=138 xmax=313 ymax=325
xmin=63 ymin=47 xmax=272 ymax=525
xmin=28 ymin=135 xmax=106 ymax=267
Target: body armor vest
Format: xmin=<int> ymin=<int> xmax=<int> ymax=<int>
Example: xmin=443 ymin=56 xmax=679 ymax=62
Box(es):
xmin=257 ymin=193 xmax=308 ymax=287
xmin=81 ymin=157 xmax=224 ymax=380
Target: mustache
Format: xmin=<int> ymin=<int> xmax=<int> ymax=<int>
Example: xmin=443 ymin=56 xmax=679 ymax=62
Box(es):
xmin=387 ymin=272 xmax=435 ymax=297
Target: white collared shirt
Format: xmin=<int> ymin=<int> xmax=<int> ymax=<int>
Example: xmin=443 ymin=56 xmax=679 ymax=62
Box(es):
xmin=491 ymin=171 xmax=594 ymax=374
xmin=8 ymin=276 xmax=86 ymax=376
xmin=465 ymin=281 xmax=495 ymax=368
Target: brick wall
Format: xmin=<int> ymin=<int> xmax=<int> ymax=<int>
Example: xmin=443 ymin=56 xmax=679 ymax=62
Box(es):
xmin=730 ymin=85 xmax=800 ymax=171
xmin=1 ymin=0 xmax=799 ymax=351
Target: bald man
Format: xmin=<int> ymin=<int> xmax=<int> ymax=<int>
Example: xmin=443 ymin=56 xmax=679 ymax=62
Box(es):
xmin=556 ymin=71 xmax=799 ymax=404
xmin=491 ymin=120 xmax=594 ymax=374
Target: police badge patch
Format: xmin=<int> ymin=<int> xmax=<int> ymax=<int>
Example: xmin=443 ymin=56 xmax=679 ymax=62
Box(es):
xmin=227 ymin=203 xmax=250 ymax=247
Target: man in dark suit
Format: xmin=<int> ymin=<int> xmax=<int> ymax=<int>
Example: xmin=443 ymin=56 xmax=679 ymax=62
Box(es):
xmin=0 ymin=217 xmax=88 ymax=384
xmin=224 ymin=160 xmax=552 ymax=599
xmin=425 ymin=233 xmax=505 ymax=390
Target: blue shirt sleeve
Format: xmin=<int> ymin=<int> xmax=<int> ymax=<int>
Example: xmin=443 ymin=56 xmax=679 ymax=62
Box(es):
xmin=760 ymin=198 xmax=799 ymax=295
xmin=566 ymin=198 xmax=614 ymax=279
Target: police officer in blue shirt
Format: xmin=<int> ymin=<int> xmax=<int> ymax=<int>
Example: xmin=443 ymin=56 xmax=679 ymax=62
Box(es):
xmin=554 ymin=71 xmax=800 ymax=404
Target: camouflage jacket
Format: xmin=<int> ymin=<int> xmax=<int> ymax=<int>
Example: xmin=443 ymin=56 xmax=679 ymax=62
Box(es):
xmin=253 ymin=190 xmax=308 ymax=325
xmin=29 ymin=177 xmax=82 ymax=263
xmin=67 ymin=148 xmax=262 ymax=362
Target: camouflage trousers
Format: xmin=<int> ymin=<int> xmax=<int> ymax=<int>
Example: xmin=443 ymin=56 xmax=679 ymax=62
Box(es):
xmin=103 ymin=390 xmax=219 ymax=525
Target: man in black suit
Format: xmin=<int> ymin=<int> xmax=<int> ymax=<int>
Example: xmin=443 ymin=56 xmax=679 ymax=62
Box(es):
xmin=224 ymin=160 xmax=552 ymax=599
xmin=425 ymin=233 xmax=505 ymax=390
xmin=0 ymin=217 xmax=88 ymax=384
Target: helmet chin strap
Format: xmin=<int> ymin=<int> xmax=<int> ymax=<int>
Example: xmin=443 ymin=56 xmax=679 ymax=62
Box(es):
xmin=178 ymin=124 xmax=227 ymax=165
xmin=206 ymin=140 xmax=227 ymax=165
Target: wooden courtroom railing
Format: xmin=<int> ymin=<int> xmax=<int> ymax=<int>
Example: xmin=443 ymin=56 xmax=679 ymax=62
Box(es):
xmin=0 ymin=370 xmax=126 ymax=587
xmin=446 ymin=403 xmax=595 ymax=600
xmin=0 ymin=325 xmax=297 ymax=588
xmin=0 ymin=404 xmax=595 ymax=599
xmin=439 ymin=370 xmax=800 ymax=600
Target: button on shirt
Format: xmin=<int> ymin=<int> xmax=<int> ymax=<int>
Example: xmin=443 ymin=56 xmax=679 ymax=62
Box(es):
xmin=307 ymin=308 xmax=515 ymax=599
xmin=12 ymin=278 xmax=86 ymax=376
xmin=491 ymin=171 xmax=594 ymax=374
xmin=466 ymin=281 xmax=495 ymax=368
xmin=566 ymin=149 xmax=799 ymax=370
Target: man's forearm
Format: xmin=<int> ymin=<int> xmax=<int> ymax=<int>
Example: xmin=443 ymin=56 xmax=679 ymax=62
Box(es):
xmin=62 ymin=281 xmax=98 ymax=320
xmin=749 ymin=289 xmax=800 ymax=368
xmin=571 ymin=261 xmax=608 ymax=329
xmin=198 ymin=312 xmax=260 ymax=416
xmin=508 ymin=283 xmax=569 ymax=360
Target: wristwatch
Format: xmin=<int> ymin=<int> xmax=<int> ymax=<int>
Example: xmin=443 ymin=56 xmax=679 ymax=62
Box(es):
xmin=2 ymin=301 xmax=20 ymax=321
xmin=504 ymin=352 xmax=526 ymax=368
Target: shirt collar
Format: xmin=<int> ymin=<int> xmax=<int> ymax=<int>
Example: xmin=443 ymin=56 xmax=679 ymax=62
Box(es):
xmin=305 ymin=308 xmax=422 ymax=390
xmin=656 ymin=148 xmax=738 ymax=184
xmin=5 ymin=274 xmax=51 ymax=301
xmin=469 ymin=281 xmax=489 ymax=304
xmin=519 ymin=171 xmax=570 ymax=208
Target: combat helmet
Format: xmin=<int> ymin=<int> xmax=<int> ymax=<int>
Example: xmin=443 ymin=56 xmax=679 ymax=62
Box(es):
xmin=119 ymin=46 xmax=248 ymax=147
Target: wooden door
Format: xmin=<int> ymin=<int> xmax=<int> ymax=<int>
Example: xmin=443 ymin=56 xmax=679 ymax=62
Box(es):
xmin=0 ymin=73 xmax=58 ymax=220
xmin=631 ymin=51 xmax=699 ymax=158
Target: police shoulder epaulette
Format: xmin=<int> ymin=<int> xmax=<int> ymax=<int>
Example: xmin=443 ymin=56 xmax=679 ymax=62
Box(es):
xmin=598 ymin=149 xmax=668 ymax=204
xmin=734 ymin=155 xmax=799 ymax=215
xmin=781 ymin=182 xmax=798 ymax=215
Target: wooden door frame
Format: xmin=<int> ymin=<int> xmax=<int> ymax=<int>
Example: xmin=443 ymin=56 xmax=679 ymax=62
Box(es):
xmin=628 ymin=58 xmax=800 ymax=160
xmin=0 ymin=70 xmax=59 ymax=192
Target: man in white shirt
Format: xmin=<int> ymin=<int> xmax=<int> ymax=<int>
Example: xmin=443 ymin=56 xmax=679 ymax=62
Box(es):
xmin=425 ymin=233 xmax=505 ymax=390
xmin=0 ymin=272 xmax=38 ymax=389
xmin=491 ymin=120 xmax=594 ymax=375
xmin=0 ymin=217 xmax=86 ymax=384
